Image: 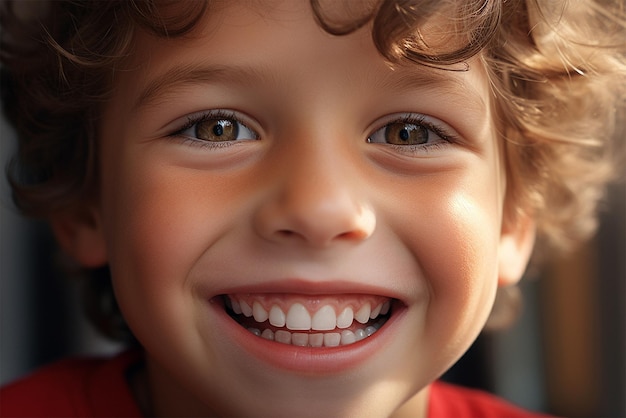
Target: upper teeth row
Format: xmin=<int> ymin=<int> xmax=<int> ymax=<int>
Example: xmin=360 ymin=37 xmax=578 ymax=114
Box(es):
xmin=229 ymin=298 xmax=390 ymax=331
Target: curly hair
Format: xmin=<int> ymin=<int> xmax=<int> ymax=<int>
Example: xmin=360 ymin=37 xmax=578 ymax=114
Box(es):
xmin=1 ymin=0 xmax=625 ymax=336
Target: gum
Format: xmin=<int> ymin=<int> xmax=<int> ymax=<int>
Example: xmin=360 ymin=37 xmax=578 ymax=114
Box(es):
xmin=226 ymin=293 xmax=391 ymax=315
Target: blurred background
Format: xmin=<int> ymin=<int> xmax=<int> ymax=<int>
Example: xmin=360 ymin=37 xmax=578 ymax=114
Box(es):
xmin=1 ymin=106 xmax=625 ymax=417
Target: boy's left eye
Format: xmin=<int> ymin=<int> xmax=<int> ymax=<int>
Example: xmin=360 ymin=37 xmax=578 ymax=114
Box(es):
xmin=367 ymin=118 xmax=450 ymax=147
xmin=178 ymin=113 xmax=258 ymax=143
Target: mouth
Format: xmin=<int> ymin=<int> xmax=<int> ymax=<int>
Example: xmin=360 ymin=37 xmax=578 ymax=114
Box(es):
xmin=222 ymin=293 xmax=394 ymax=348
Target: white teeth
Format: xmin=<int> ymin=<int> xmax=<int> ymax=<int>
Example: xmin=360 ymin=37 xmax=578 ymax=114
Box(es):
xmin=354 ymin=328 xmax=366 ymax=341
xmin=248 ymin=320 xmax=387 ymax=347
xmin=253 ymin=301 xmax=269 ymax=322
xmin=229 ymin=296 xmax=392 ymax=341
xmin=309 ymin=333 xmax=324 ymax=347
xmin=292 ymin=333 xmax=309 ymax=346
xmin=240 ymin=301 xmax=253 ymax=317
xmin=275 ymin=330 xmax=291 ymax=344
xmin=311 ymin=305 xmax=337 ymax=331
xmin=230 ymin=299 xmax=243 ymax=315
xmin=336 ymin=307 xmax=354 ymax=329
xmin=355 ymin=303 xmax=371 ymax=324
xmin=324 ymin=333 xmax=341 ymax=347
xmin=261 ymin=329 xmax=274 ymax=341
xmin=380 ymin=301 xmax=390 ymax=315
xmin=269 ymin=305 xmax=286 ymax=327
xmin=370 ymin=303 xmax=382 ymax=319
xmin=341 ymin=330 xmax=356 ymax=345
xmin=286 ymin=303 xmax=312 ymax=331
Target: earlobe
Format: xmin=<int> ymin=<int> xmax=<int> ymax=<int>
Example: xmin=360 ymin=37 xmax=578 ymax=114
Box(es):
xmin=51 ymin=207 xmax=107 ymax=268
xmin=498 ymin=214 xmax=536 ymax=287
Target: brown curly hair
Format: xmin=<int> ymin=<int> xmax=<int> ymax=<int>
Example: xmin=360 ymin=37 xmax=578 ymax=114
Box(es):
xmin=1 ymin=0 xmax=624 ymax=337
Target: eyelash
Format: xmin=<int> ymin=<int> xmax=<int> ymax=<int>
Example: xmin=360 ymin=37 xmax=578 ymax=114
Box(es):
xmin=368 ymin=115 xmax=459 ymax=154
xmin=171 ymin=110 xmax=259 ymax=149
xmin=169 ymin=111 xmax=458 ymax=153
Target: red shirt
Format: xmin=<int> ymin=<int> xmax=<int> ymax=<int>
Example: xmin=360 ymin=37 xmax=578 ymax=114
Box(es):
xmin=428 ymin=381 xmax=550 ymax=417
xmin=1 ymin=351 xmax=549 ymax=417
xmin=0 ymin=351 xmax=142 ymax=417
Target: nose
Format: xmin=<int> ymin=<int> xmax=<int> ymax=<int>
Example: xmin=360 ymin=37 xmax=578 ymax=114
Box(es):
xmin=253 ymin=146 xmax=376 ymax=248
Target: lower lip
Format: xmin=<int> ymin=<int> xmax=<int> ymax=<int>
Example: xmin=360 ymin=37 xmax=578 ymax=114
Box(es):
xmin=209 ymin=298 xmax=405 ymax=374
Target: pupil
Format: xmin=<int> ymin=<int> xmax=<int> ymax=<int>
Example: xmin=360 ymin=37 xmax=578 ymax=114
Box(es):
xmin=399 ymin=128 xmax=410 ymax=141
xmin=213 ymin=123 xmax=224 ymax=136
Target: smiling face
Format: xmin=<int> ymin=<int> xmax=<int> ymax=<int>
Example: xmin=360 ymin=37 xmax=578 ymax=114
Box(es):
xmin=56 ymin=1 xmax=535 ymax=416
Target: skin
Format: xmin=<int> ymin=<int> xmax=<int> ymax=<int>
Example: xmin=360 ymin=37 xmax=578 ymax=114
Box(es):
xmin=55 ymin=1 xmax=535 ymax=416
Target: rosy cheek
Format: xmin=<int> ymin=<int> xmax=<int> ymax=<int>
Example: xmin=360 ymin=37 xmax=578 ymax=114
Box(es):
xmin=421 ymin=192 xmax=500 ymax=333
xmin=100 ymin=169 xmax=211 ymax=339
xmin=128 ymin=203 xmax=191 ymax=281
xmin=103 ymin=160 xmax=254 ymax=283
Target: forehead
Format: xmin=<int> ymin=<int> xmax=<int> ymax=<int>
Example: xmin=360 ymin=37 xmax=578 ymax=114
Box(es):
xmin=108 ymin=0 xmax=493 ymax=148
xmin=126 ymin=4 xmax=488 ymax=99
xmin=135 ymin=0 xmax=476 ymax=63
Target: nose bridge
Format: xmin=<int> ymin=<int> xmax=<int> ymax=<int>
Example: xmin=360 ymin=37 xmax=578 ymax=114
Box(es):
xmin=287 ymin=141 xmax=349 ymax=209
xmin=254 ymin=134 xmax=376 ymax=247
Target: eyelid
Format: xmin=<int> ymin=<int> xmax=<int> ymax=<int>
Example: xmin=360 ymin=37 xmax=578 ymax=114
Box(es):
xmin=367 ymin=113 xmax=462 ymax=152
xmin=169 ymin=109 xmax=260 ymax=140
xmin=367 ymin=113 xmax=460 ymax=145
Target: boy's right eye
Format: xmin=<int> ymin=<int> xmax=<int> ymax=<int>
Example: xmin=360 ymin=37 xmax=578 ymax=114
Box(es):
xmin=176 ymin=111 xmax=259 ymax=144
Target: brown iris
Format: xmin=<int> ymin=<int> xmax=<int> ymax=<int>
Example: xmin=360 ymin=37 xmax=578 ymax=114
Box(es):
xmin=196 ymin=119 xmax=238 ymax=142
xmin=384 ymin=123 xmax=429 ymax=145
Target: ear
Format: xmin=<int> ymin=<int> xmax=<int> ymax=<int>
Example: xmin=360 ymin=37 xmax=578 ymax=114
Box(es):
xmin=498 ymin=214 xmax=536 ymax=287
xmin=51 ymin=206 xmax=107 ymax=268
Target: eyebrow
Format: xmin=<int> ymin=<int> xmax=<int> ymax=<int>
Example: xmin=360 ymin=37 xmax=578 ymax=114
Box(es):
xmin=134 ymin=63 xmax=271 ymax=110
xmin=134 ymin=62 xmax=486 ymax=113
xmin=375 ymin=66 xmax=487 ymax=112
xmin=376 ymin=65 xmax=455 ymax=90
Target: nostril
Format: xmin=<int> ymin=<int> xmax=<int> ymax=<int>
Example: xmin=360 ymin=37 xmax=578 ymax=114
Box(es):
xmin=254 ymin=198 xmax=376 ymax=247
xmin=277 ymin=230 xmax=297 ymax=238
xmin=273 ymin=224 xmax=373 ymax=246
xmin=337 ymin=230 xmax=369 ymax=241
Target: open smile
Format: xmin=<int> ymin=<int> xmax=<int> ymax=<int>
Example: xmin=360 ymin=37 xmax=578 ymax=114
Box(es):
xmin=207 ymin=280 xmax=409 ymax=373
xmin=223 ymin=294 xmax=393 ymax=347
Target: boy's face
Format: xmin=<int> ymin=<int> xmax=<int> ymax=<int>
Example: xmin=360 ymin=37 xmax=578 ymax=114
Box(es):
xmin=66 ymin=1 xmax=533 ymax=416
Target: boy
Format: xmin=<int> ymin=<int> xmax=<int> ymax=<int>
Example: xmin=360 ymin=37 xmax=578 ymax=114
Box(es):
xmin=0 ymin=0 xmax=624 ymax=416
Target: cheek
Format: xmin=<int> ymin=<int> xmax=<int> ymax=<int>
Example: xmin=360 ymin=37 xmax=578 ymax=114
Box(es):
xmin=426 ymin=194 xmax=500 ymax=306
xmin=105 ymin=172 xmax=206 ymax=284
xmin=98 ymin=160 xmax=248 ymax=333
xmin=102 ymin=157 xmax=251 ymax=272
xmin=390 ymin=173 xmax=502 ymax=339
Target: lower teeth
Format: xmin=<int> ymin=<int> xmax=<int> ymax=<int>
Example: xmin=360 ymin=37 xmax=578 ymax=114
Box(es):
xmin=246 ymin=319 xmax=385 ymax=347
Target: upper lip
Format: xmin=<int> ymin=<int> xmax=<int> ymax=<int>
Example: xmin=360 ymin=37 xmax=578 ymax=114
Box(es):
xmin=205 ymin=278 xmax=406 ymax=303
